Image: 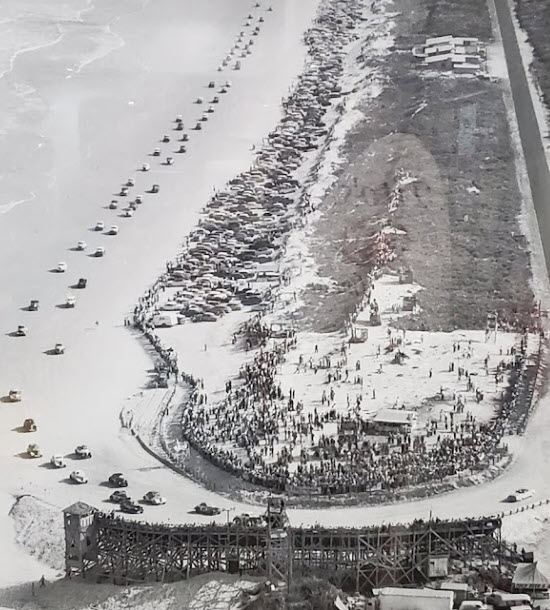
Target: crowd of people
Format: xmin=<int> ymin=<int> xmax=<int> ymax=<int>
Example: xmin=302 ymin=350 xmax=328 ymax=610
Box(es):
xmin=132 ymin=0 xmax=539 ymax=500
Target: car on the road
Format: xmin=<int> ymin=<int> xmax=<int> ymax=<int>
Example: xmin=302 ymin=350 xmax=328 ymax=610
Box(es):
xmin=95 ymin=221 xmax=105 ymax=231
xmin=8 ymin=389 xmax=22 ymax=402
xmin=50 ymin=454 xmax=66 ymax=468
xmin=74 ymin=445 xmax=92 ymax=459
xmin=15 ymin=325 xmax=28 ymax=336
xmin=76 ymin=278 xmax=87 ymax=289
xmin=110 ymin=490 xmax=130 ymax=503
xmin=76 ymin=241 xmax=87 ymax=251
xmin=29 ymin=299 xmax=39 ymax=311
xmin=109 ymin=225 xmax=119 ymax=235
xmin=54 ymin=343 xmax=65 ymax=355
xmin=66 ymin=295 xmax=76 ymax=308
xmin=70 ymin=470 xmax=88 ymax=484
xmin=505 ymin=488 xmax=535 ymax=503
xmin=195 ymin=502 xmax=220 ymax=516
xmin=23 ymin=418 xmax=37 ymax=432
xmin=108 ymin=473 xmax=128 ymax=488
xmin=94 ymin=247 xmax=105 ymax=257
xmin=57 ymin=261 xmax=68 ymax=273
xmin=143 ymin=491 xmax=166 ymax=505
xmin=27 ymin=443 xmax=42 ymax=458
xmin=120 ymin=500 xmax=144 ymax=515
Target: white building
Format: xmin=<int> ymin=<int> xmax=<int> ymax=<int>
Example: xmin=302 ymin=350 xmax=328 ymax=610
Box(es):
xmin=378 ymin=587 xmax=453 ymax=610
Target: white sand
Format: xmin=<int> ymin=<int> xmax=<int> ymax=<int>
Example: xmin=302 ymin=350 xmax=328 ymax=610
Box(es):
xmin=0 ymin=0 xmax=549 ymax=592
xmin=0 ymin=0 xmax=320 ymax=586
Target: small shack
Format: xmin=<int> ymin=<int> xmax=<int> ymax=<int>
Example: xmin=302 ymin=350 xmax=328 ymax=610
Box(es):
xmin=371 ymin=409 xmax=417 ymax=434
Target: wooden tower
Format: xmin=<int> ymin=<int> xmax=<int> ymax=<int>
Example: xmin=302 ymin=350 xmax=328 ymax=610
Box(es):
xmin=64 ymin=502 xmax=98 ymax=578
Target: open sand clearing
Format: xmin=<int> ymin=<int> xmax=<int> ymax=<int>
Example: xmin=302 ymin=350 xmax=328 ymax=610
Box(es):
xmin=0 ymin=0 xmax=321 ymax=585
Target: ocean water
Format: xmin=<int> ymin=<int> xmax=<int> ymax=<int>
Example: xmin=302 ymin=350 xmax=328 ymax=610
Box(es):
xmin=0 ymin=0 xmax=142 ymax=212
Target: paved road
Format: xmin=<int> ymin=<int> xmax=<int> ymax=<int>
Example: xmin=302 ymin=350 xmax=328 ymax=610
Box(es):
xmin=495 ymin=0 xmax=550 ymax=273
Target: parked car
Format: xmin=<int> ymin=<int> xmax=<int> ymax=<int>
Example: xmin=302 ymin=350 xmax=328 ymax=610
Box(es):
xmin=505 ymin=488 xmax=534 ymax=503
xmin=109 ymin=225 xmax=119 ymax=235
xmin=120 ymin=500 xmax=143 ymax=514
xmin=70 ymin=470 xmax=88 ymax=484
xmin=195 ymin=502 xmax=220 ymax=516
xmin=27 ymin=443 xmax=42 ymax=458
xmin=76 ymin=241 xmax=87 ymax=251
xmin=50 ymin=454 xmax=66 ymax=468
xmin=57 ymin=261 xmax=68 ymax=273
xmin=108 ymin=472 xmax=128 ymax=487
xmin=8 ymin=389 xmax=22 ymax=402
xmin=109 ymin=200 xmax=118 ymax=209
xmin=94 ymin=247 xmax=105 ymax=257
xmin=143 ymin=491 xmax=166 ymax=505
xmin=54 ymin=343 xmax=65 ymax=354
xmin=22 ymin=418 xmax=36 ymax=432
xmin=74 ymin=445 xmax=92 ymax=459
xmin=95 ymin=221 xmax=105 ymax=231
xmin=76 ymin=278 xmax=87 ymax=289
xmin=233 ymin=513 xmax=263 ymax=527
xmin=110 ymin=490 xmax=130 ymax=503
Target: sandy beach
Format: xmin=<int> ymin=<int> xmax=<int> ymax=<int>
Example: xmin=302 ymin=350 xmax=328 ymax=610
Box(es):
xmin=2 ymin=0 xmax=550 ymax=604
xmin=0 ymin=0 xmax=320 ymax=586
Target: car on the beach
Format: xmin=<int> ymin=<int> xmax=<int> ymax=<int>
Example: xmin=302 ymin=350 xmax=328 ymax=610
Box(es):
xmin=8 ymin=389 xmax=22 ymax=402
xmin=94 ymin=247 xmax=105 ymax=257
xmin=28 ymin=300 xmax=39 ymax=311
xmin=15 ymin=325 xmax=28 ymax=336
xmin=135 ymin=195 xmax=143 ymax=204
xmin=160 ymin=301 xmax=181 ymax=311
xmin=119 ymin=186 xmax=129 ymax=197
xmin=162 ymin=134 xmax=170 ymax=142
xmin=109 ymin=200 xmax=118 ymax=210
xmin=142 ymin=163 xmax=150 ymax=171
xmin=57 ymin=262 xmax=68 ymax=273
xmin=143 ymin=491 xmax=166 ymax=506
xmin=505 ymin=488 xmax=535 ymax=503
xmin=27 ymin=444 xmax=42 ymax=458
xmin=126 ymin=178 xmax=135 ymax=187
xmin=22 ymin=418 xmax=37 ymax=432
xmin=150 ymin=184 xmax=159 ymax=194
xmin=95 ymin=221 xmax=105 ymax=231
xmin=76 ymin=241 xmax=87 ymax=251
xmin=50 ymin=454 xmax=66 ymax=469
xmin=195 ymin=503 xmax=220 ymax=516
xmin=193 ymin=312 xmax=218 ymax=323
xmin=70 ymin=470 xmax=88 ymax=484
xmin=76 ymin=278 xmax=87 ymax=289
xmin=232 ymin=513 xmax=263 ymax=527
xmin=124 ymin=209 xmax=134 ymax=218
xmin=109 ymin=490 xmax=130 ymax=504
xmin=66 ymin=295 xmax=76 ymax=308
xmin=74 ymin=445 xmax=92 ymax=459
xmin=54 ymin=343 xmax=65 ymax=355
xmin=108 ymin=473 xmax=128 ymax=488
xmin=120 ymin=500 xmax=143 ymax=515
xmin=108 ymin=225 xmax=119 ymax=236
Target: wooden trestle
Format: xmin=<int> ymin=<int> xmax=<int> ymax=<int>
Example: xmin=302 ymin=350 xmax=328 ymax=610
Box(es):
xmin=65 ymin=502 xmax=514 ymax=592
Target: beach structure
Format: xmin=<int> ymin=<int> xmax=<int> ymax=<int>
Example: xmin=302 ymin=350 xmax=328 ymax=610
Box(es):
xmin=370 ymin=409 xmax=417 ymax=434
xmin=64 ymin=505 xmax=521 ymax=592
xmin=412 ymin=35 xmax=486 ymax=75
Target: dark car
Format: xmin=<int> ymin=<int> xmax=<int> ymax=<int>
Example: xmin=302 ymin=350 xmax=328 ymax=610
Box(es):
xmin=109 ymin=490 xmax=130 ymax=503
xmin=195 ymin=502 xmax=221 ymax=516
xmin=76 ymin=278 xmax=87 ymax=289
xmin=108 ymin=473 xmax=128 ymax=488
xmin=119 ymin=501 xmax=143 ymax=514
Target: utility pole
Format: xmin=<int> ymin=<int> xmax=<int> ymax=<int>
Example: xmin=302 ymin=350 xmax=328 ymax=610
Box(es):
xmin=222 ymin=507 xmax=235 ymax=525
